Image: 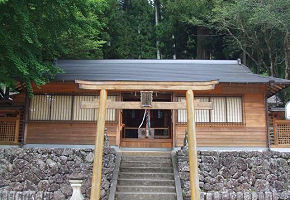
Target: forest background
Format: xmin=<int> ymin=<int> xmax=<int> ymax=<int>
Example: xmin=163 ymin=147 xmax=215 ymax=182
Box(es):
xmin=0 ymin=0 xmax=289 ymax=102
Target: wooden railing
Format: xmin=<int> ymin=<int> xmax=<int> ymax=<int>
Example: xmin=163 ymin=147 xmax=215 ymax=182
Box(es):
xmin=273 ymin=120 xmax=290 ymax=147
xmin=0 ymin=117 xmax=20 ymax=144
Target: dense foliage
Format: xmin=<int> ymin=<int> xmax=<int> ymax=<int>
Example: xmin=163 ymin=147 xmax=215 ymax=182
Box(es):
xmin=0 ymin=0 xmax=106 ymax=93
xmin=0 ymin=0 xmax=289 ymax=100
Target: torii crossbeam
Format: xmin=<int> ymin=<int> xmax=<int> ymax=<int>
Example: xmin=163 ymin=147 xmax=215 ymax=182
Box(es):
xmin=76 ymin=80 xmax=219 ymax=200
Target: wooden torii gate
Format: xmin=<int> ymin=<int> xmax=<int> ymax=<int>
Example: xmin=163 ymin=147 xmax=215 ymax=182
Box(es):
xmin=76 ymin=80 xmax=219 ymax=200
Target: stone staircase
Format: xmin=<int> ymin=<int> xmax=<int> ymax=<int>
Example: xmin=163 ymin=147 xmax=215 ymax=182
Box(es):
xmin=115 ymin=151 xmax=177 ymax=200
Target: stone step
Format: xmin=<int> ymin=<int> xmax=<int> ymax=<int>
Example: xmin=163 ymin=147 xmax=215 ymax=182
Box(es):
xmin=121 ymin=161 xmax=172 ymax=168
xmin=122 ymin=158 xmax=172 ymax=164
xmin=121 ymin=151 xmax=171 ymax=158
xmin=115 ymin=192 xmax=177 ymax=200
xmin=116 ymin=185 xmax=176 ymax=193
xmin=121 ymin=156 xmax=172 ymax=162
xmin=119 ymin=172 xmax=174 ymax=180
xmin=120 ymin=167 xmax=173 ymax=173
xmin=118 ymin=179 xmax=175 ymax=186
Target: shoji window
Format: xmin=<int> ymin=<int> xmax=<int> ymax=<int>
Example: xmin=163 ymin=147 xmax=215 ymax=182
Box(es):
xmin=73 ymin=96 xmax=96 ymax=121
xmin=210 ymin=97 xmax=226 ymax=122
xmin=177 ymin=97 xmax=187 ymax=123
xmin=177 ymin=97 xmax=210 ymax=122
xmin=29 ymin=95 xmax=51 ymax=120
xmin=30 ymin=95 xmax=117 ymax=121
xmin=105 ymin=96 xmax=117 ymax=121
xmin=226 ymin=97 xmax=242 ymax=122
xmin=177 ymin=96 xmax=243 ymax=123
xmin=50 ymin=96 xmax=72 ymax=120
xmin=196 ymin=97 xmax=210 ymax=122
xmin=73 ymin=95 xmax=117 ymax=121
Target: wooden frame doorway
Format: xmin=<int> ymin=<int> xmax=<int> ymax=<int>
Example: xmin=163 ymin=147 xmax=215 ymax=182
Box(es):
xmin=120 ymin=92 xmax=173 ymax=148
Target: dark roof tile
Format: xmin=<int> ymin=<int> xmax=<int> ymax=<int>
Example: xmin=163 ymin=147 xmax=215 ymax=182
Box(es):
xmin=55 ymin=59 xmax=290 ymax=84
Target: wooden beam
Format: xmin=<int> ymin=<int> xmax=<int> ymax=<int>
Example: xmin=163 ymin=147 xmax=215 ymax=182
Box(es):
xmin=81 ymin=100 xmax=213 ymax=110
xmin=76 ymin=80 xmax=219 ymax=86
xmin=90 ymin=89 xmax=107 ymax=200
xmin=186 ymin=90 xmax=200 ymax=200
xmin=79 ymin=84 xmax=215 ymax=91
xmin=76 ymin=80 xmax=219 ymax=91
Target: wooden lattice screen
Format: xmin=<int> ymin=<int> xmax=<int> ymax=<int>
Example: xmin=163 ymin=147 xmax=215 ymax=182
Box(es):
xmin=0 ymin=117 xmax=20 ymax=144
xmin=274 ymin=120 xmax=290 ymax=146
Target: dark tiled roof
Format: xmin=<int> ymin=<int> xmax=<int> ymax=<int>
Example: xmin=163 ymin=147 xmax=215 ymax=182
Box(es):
xmin=55 ymin=59 xmax=290 ymax=84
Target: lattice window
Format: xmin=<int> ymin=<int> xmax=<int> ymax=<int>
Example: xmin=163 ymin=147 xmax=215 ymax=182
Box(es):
xmin=0 ymin=117 xmax=19 ymax=143
xmin=275 ymin=121 xmax=290 ymax=145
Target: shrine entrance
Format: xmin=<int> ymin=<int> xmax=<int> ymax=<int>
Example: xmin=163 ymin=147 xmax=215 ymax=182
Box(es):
xmin=76 ymin=80 xmax=219 ymax=200
xmin=120 ymin=92 xmax=173 ymax=148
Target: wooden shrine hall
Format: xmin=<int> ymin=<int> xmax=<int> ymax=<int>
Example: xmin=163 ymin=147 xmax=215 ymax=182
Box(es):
xmin=2 ymin=59 xmax=290 ymax=148
xmin=1 ymin=59 xmax=290 ymax=199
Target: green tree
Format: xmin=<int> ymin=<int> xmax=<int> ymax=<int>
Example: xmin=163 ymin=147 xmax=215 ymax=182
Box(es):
xmin=157 ymin=0 xmax=230 ymax=59
xmin=0 ymin=0 xmax=107 ymax=95
xmin=102 ymin=0 xmax=156 ymax=59
xmin=212 ymin=0 xmax=290 ymax=78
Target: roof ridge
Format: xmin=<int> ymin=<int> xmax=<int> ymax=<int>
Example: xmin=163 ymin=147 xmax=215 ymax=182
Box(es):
xmin=56 ymin=59 xmax=238 ymax=65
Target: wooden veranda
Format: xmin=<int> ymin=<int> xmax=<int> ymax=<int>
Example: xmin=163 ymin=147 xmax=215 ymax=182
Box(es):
xmin=76 ymin=80 xmax=219 ymax=200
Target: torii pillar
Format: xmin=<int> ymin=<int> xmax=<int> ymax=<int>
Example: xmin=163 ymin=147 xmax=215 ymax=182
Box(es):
xmin=186 ymin=90 xmax=200 ymax=199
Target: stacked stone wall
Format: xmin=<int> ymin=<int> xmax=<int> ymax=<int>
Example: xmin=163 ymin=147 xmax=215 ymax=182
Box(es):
xmin=0 ymin=147 xmax=117 ymax=200
xmin=176 ymin=148 xmax=289 ymax=200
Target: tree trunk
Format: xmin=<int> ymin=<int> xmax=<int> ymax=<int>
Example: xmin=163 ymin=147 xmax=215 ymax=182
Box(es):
xmin=196 ymin=27 xmax=210 ymax=59
xmin=154 ymin=0 xmax=161 ymax=59
xmin=284 ymin=30 xmax=289 ymax=79
xmin=172 ymin=34 xmax=176 ymax=59
xmin=264 ymin=31 xmax=275 ymax=77
xmin=242 ymin=50 xmax=247 ymax=65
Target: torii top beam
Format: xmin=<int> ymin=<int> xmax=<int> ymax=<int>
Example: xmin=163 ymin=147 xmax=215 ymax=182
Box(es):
xmin=75 ymin=80 xmax=219 ymax=91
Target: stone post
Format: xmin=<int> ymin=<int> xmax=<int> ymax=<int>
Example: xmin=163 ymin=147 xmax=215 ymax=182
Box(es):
xmin=69 ymin=180 xmax=84 ymax=200
xmin=104 ymin=128 xmax=109 ymax=148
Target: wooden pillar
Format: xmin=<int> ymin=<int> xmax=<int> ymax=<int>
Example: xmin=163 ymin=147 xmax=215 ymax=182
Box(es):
xmin=186 ymin=90 xmax=200 ymax=200
xmin=90 ymin=89 xmax=107 ymax=200
xmin=14 ymin=113 xmax=20 ymax=144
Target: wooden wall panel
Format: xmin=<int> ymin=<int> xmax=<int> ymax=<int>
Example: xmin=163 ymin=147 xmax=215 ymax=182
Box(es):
xmin=175 ymin=85 xmax=267 ymax=147
xmin=24 ymin=82 xmax=268 ymax=147
xmin=26 ymin=122 xmax=119 ymax=145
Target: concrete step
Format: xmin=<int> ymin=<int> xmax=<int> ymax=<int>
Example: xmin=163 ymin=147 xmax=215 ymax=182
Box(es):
xmin=116 ymin=185 xmax=176 ymax=193
xmin=121 ymin=151 xmax=171 ymax=158
xmin=121 ymin=161 xmax=172 ymax=168
xmin=119 ymin=172 xmax=174 ymax=180
xmin=121 ymin=156 xmax=172 ymax=162
xmin=120 ymin=167 xmax=173 ymax=173
xmin=118 ymin=179 xmax=175 ymax=186
xmin=115 ymin=192 xmax=177 ymax=200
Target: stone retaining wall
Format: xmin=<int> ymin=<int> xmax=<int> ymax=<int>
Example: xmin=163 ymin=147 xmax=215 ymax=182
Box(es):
xmin=176 ymin=148 xmax=289 ymax=200
xmin=0 ymin=147 xmax=117 ymax=200
xmin=0 ymin=191 xmax=53 ymax=199
xmin=1 ymin=190 xmax=288 ymax=200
